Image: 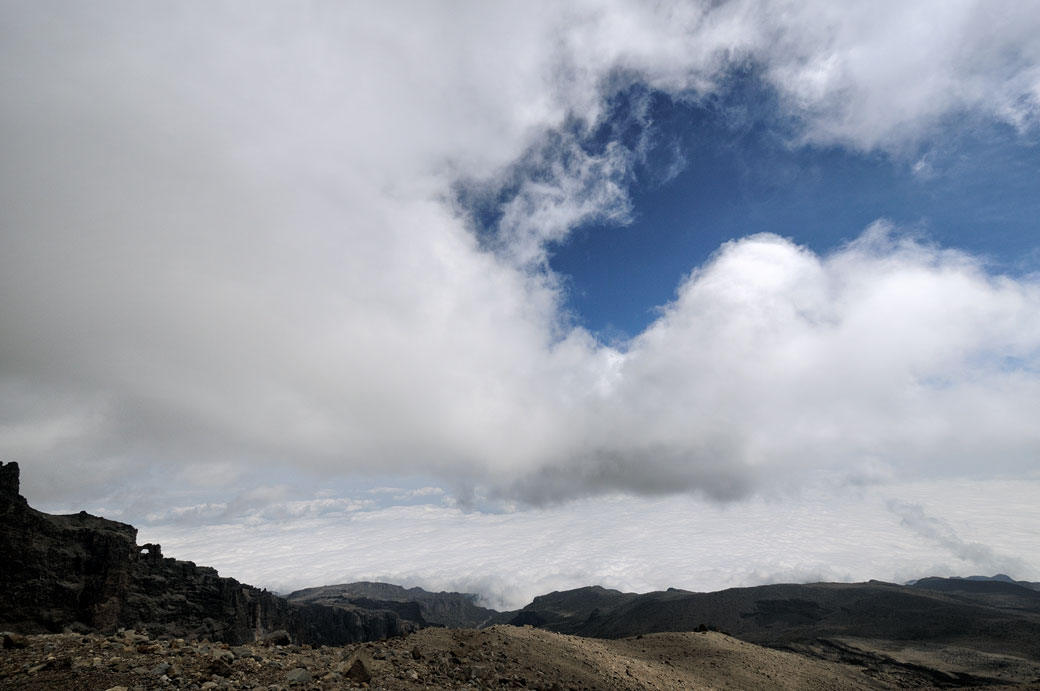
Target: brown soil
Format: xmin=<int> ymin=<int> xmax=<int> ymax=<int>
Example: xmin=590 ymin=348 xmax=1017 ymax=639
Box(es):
xmin=3 ymin=625 xmax=1039 ymax=691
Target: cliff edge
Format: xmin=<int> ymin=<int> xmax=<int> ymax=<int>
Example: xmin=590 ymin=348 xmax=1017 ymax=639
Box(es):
xmin=0 ymin=461 xmax=414 ymax=645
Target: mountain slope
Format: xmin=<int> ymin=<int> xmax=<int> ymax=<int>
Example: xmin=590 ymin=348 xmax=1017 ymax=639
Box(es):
xmin=508 ymin=580 xmax=1040 ymax=660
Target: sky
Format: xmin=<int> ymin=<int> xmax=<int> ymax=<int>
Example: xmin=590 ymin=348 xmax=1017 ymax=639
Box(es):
xmin=2 ymin=1 xmax=1040 ymax=610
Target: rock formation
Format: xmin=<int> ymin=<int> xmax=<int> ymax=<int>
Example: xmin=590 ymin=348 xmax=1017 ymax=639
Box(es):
xmin=287 ymin=582 xmax=501 ymax=629
xmin=0 ymin=462 xmax=414 ymax=645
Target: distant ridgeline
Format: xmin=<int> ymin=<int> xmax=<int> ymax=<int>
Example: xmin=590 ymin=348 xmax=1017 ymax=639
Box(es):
xmin=0 ymin=462 xmax=414 ymax=645
xmin=286 ymin=582 xmax=504 ymax=629
xmin=4 ymin=459 xmax=1040 ymax=667
xmin=504 ymin=579 xmax=1040 ymax=655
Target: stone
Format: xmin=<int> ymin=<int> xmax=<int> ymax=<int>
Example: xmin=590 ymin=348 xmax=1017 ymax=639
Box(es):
xmin=2 ymin=632 xmax=29 ymax=649
xmin=209 ymin=657 xmax=234 ymax=676
xmin=212 ymin=648 xmax=235 ymax=664
xmin=285 ymin=667 xmax=313 ymax=684
xmin=232 ymin=645 xmax=256 ymax=659
xmin=338 ymin=648 xmax=374 ymax=683
xmin=263 ymin=630 xmax=292 ymax=646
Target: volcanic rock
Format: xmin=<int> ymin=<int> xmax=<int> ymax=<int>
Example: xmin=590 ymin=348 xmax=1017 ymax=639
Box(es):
xmin=0 ymin=462 xmax=415 ymax=645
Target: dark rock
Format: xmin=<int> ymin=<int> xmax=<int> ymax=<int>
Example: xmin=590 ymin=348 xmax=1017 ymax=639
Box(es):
xmin=339 ymin=648 xmax=373 ymax=683
xmin=0 ymin=461 xmax=416 ymax=646
xmin=263 ymin=629 xmax=292 ymax=646
xmin=208 ymin=657 xmax=233 ymax=676
xmin=2 ymin=632 xmax=28 ymax=649
xmin=285 ymin=667 xmax=312 ymax=684
xmin=288 ymin=581 xmax=499 ymax=628
xmin=212 ymin=648 xmax=235 ymax=664
xmin=0 ymin=463 xmax=24 ymax=503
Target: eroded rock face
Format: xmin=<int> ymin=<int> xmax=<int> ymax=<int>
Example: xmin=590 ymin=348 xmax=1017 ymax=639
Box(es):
xmin=0 ymin=462 xmax=414 ymax=645
xmin=0 ymin=462 xmax=138 ymax=635
xmin=287 ymin=582 xmax=501 ymax=629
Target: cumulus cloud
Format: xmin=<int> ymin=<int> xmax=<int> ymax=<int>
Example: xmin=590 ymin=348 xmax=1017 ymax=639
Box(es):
xmin=2 ymin=1 xmax=1040 ymax=508
xmin=503 ymin=223 xmax=1040 ymax=502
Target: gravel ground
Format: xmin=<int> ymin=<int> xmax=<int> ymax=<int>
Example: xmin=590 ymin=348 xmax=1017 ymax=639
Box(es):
xmin=3 ymin=626 xmax=1038 ymax=691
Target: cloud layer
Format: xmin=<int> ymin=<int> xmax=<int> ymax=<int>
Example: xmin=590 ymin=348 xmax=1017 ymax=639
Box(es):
xmin=135 ymin=478 xmax=1040 ymax=610
xmin=2 ymin=1 xmax=1040 ymax=506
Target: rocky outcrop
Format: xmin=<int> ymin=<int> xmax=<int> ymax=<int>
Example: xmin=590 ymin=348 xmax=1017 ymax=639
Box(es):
xmin=0 ymin=462 xmax=139 ymax=636
xmin=123 ymin=543 xmax=412 ymax=645
xmin=287 ymin=582 xmax=501 ymax=629
xmin=0 ymin=462 xmax=414 ymax=645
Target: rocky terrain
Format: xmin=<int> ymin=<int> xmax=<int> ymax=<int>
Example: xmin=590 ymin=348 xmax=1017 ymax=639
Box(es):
xmin=5 ymin=458 xmax=1040 ymax=689
xmin=0 ymin=462 xmax=413 ymax=645
xmin=493 ymin=581 xmax=1040 ymax=685
xmin=10 ymin=623 xmax=1040 ymax=691
xmin=287 ymin=584 xmax=500 ymax=630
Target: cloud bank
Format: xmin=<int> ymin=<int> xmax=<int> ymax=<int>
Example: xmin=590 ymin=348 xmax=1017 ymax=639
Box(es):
xmin=2 ymin=1 xmax=1040 ymax=506
xmin=136 ymin=478 xmax=1040 ymax=610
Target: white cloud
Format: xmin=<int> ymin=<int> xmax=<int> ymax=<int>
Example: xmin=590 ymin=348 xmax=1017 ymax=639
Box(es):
xmin=492 ymin=137 xmax=635 ymax=268
xmin=747 ymin=0 xmax=1040 ymax=148
xmin=136 ymin=477 xmax=1040 ymax=610
xmin=500 ymin=223 xmax=1040 ymax=502
xmin=887 ymin=499 xmax=1028 ymax=577
xmin=2 ymin=1 xmax=1040 ymax=510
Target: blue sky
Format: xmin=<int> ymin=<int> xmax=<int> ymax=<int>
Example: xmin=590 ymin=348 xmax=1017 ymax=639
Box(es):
xmin=547 ymin=87 xmax=1040 ymax=338
xmin=2 ymin=1 xmax=1040 ymax=604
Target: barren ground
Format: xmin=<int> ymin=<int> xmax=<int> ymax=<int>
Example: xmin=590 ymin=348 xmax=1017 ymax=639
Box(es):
xmin=3 ymin=625 xmax=1039 ymax=691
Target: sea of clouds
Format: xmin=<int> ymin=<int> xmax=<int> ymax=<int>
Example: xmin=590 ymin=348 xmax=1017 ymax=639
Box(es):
xmin=133 ymin=476 xmax=1040 ymax=610
xmin=2 ymin=1 xmax=1039 ymax=550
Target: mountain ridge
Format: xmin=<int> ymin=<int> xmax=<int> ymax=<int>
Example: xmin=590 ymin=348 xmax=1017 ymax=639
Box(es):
xmin=497 ymin=579 xmax=1040 ymax=656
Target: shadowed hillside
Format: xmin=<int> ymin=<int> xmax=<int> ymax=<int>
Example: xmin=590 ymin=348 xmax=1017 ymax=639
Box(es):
xmin=505 ymin=580 xmax=1040 ymax=658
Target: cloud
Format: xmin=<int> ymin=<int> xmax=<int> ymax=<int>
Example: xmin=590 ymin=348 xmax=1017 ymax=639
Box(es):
xmin=482 ymin=134 xmax=636 ymax=268
xmin=887 ymin=499 xmax=1028 ymax=577
xmin=744 ymin=0 xmax=1040 ymax=149
xmin=2 ymin=1 xmax=1040 ymax=508
xmin=501 ymin=223 xmax=1040 ymax=503
xmin=137 ymin=490 xmax=375 ymax=527
xmin=135 ymin=478 xmax=1040 ymax=609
